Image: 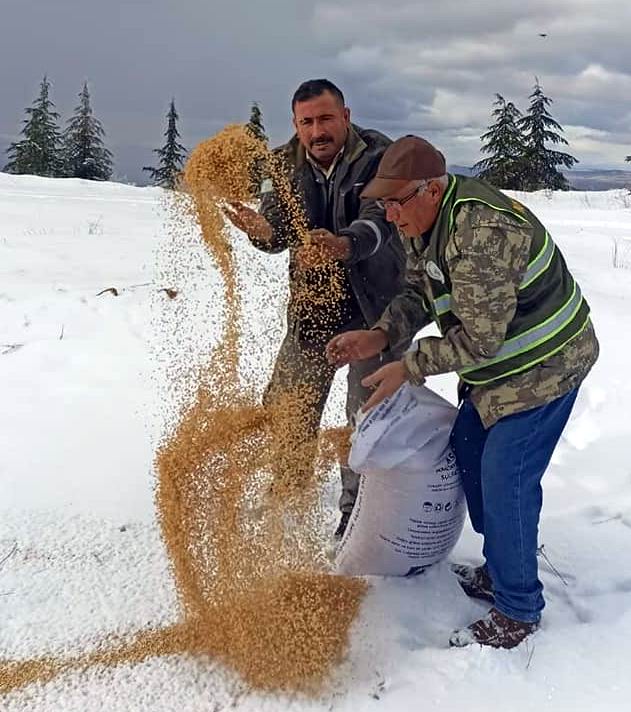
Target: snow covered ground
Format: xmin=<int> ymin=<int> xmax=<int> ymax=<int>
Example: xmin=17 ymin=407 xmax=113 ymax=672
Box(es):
xmin=1 ymin=173 xmax=631 ymax=711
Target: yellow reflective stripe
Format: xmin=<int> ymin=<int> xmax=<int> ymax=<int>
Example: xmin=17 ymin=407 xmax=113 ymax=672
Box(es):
xmin=448 ymin=197 xmax=530 ymax=233
xmin=440 ymin=175 xmax=458 ymax=213
xmin=460 ymin=316 xmax=591 ymax=385
xmin=521 ymin=231 xmax=555 ymax=290
xmin=431 ymin=233 xmax=556 ymax=315
xmin=459 ymin=281 xmax=583 ymax=374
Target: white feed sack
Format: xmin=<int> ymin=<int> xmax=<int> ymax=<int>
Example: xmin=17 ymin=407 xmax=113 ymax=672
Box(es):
xmin=335 ymin=383 xmax=466 ymax=577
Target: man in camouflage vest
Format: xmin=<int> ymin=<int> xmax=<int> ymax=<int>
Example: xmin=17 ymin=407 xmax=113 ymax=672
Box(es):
xmin=224 ymin=80 xmax=407 ymax=538
xmin=326 ymin=135 xmax=599 ymax=649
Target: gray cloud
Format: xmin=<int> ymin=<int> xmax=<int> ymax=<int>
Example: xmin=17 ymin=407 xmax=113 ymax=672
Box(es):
xmin=312 ymin=0 xmax=631 ymax=166
xmin=1 ymin=0 xmax=630 ymax=182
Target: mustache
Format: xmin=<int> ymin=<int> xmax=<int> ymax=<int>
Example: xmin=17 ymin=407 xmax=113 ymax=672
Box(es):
xmin=310 ymin=135 xmax=333 ymax=147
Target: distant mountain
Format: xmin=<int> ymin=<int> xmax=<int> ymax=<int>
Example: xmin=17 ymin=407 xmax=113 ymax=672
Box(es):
xmin=448 ymin=164 xmax=478 ymax=177
xmin=448 ymin=164 xmax=631 ymax=191
xmin=563 ymin=169 xmax=631 ymax=191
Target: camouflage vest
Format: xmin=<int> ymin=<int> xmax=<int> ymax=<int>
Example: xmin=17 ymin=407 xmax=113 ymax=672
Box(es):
xmin=423 ymin=175 xmax=591 ymax=385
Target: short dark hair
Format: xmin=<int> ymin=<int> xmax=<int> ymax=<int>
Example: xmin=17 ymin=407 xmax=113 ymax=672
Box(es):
xmin=291 ymin=79 xmax=345 ymax=112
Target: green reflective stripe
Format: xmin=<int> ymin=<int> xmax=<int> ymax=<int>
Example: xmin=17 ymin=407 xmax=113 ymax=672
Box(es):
xmin=460 ymin=281 xmax=583 ymax=374
xmin=460 ymin=316 xmax=591 ymax=385
xmin=521 ymin=231 xmax=555 ymax=289
xmin=448 ymin=197 xmax=529 ymax=233
xmin=433 ymin=294 xmax=452 ymax=316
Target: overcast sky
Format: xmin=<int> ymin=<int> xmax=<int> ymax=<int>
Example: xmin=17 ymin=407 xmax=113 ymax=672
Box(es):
xmin=1 ymin=0 xmax=630 ymax=183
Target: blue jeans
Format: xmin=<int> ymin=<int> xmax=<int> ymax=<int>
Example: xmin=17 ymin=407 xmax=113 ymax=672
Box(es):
xmin=450 ymin=388 xmax=579 ymax=623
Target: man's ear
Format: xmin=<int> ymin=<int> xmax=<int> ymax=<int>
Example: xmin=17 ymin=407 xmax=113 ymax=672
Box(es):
xmin=292 ymin=115 xmax=297 ymax=132
xmin=429 ymin=180 xmax=443 ymax=204
xmin=344 ymin=107 xmax=351 ymax=125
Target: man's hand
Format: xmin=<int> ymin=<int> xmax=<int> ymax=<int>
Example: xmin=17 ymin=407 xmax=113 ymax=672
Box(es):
xmin=360 ymin=361 xmax=408 ymax=412
xmin=222 ymin=201 xmax=273 ymax=242
xmin=325 ymin=328 xmax=388 ymax=367
xmin=296 ymin=229 xmax=351 ymax=270
xmin=310 ymin=229 xmax=352 ymax=260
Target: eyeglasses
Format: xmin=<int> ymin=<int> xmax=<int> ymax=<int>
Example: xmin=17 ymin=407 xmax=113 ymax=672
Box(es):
xmin=375 ymin=183 xmax=424 ymax=211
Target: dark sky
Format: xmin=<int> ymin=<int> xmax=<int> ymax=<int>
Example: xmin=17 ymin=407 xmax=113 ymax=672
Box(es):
xmin=2 ymin=0 xmax=630 ymax=183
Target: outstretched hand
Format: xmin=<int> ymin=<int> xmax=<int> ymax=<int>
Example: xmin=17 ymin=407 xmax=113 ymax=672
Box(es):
xmin=296 ymin=229 xmax=352 ymax=270
xmin=222 ymin=201 xmax=272 ymax=242
xmin=325 ymin=328 xmax=388 ymax=368
xmin=360 ymin=361 xmax=408 ymax=412
xmin=309 ymin=229 xmax=351 ymax=260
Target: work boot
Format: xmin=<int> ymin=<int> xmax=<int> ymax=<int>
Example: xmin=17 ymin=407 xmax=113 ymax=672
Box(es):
xmin=451 ymin=563 xmax=495 ymax=604
xmin=334 ymin=511 xmax=351 ymax=540
xmin=449 ymin=608 xmax=539 ymax=649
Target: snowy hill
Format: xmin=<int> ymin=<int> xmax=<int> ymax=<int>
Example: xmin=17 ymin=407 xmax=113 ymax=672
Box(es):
xmin=1 ymin=173 xmax=631 ymax=711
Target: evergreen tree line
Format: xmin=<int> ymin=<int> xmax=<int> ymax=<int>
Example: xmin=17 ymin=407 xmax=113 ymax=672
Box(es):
xmin=475 ymin=79 xmax=579 ymax=191
xmin=3 ymin=76 xmax=268 ymax=190
xmin=5 ymin=76 xmax=113 ymax=181
xmin=5 ymin=77 xmax=625 ymax=191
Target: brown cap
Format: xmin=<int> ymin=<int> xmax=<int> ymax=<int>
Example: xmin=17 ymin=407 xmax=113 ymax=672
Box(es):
xmin=361 ymin=135 xmax=446 ymax=199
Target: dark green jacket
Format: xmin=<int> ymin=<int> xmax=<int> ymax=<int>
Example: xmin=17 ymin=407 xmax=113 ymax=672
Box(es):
xmin=422 ymin=175 xmax=591 ymax=384
xmin=375 ymin=175 xmax=599 ymax=427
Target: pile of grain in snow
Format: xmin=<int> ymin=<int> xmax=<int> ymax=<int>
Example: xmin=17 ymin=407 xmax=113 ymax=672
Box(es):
xmin=0 ymin=124 xmax=366 ymax=697
xmin=154 ymin=124 xmax=366 ymax=691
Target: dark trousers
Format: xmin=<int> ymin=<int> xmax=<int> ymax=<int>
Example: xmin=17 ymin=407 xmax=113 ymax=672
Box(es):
xmin=264 ymin=323 xmax=387 ymax=513
xmin=450 ymin=388 xmax=579 ymax=622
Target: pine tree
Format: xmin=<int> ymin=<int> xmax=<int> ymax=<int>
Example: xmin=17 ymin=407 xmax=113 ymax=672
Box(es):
xmin=4 ymin=76 xmax=63 ymax=177
xmin=245 ymin=101 xmax=268 ymax=195
xmin=62 ymin=82 xmax=113 ymax=180
xmin=518 ymin=79 xmax=578 ymax=191
xmin=474 ymin=94 xmax=527 ymax=190
xmin=143 ymin=99 xmax=187 ymax=189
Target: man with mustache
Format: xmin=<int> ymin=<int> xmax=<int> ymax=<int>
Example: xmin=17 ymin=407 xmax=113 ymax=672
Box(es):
xmin=224 ymin=79 xmax=406 ymax=538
